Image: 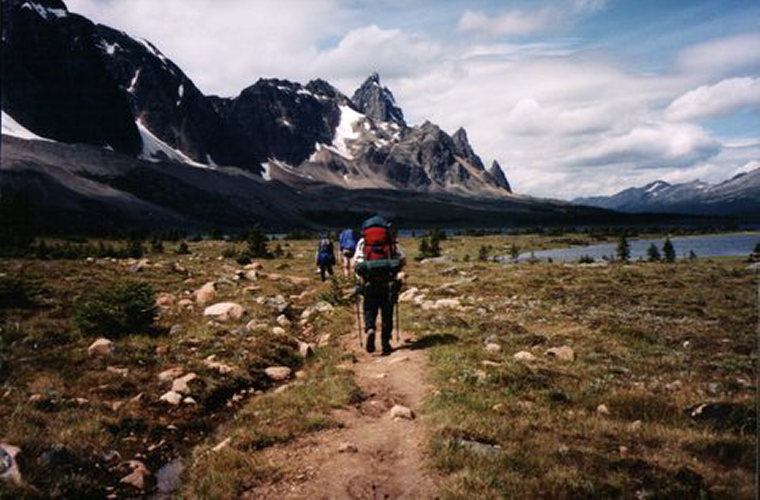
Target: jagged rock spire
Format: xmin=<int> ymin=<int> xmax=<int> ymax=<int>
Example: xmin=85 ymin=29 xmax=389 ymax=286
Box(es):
xmin=451 ymin=127 xmax=485 ymax=170
xmin=351 ymin=73 xmax=405 ymax=125
xmin=488 ymin=160 xmax=511 ymax=192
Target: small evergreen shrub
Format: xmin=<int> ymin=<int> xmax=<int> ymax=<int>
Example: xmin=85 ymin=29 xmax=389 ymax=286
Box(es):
xmin=0 ymin=276 xmax=40 ymax=308
xmin=74 ymin=281 xmax=156 ymax=336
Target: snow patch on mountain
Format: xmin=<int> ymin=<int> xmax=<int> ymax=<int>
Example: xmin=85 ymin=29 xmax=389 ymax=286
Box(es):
xmin=332 ymin=105 xmax=364 ymax=160
xmin=136 ymin=120 xmax=208 ymax=168
xmin=2 ymin=110 xmax=51 ymax=141
xmin=21 ymin=2 xmax=67 ymax=20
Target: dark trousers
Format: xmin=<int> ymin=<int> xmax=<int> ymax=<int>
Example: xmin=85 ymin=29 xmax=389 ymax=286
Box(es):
xmin=319 ymin=263 xmax=333 ymax=281
xmin=363 ymin=282 xmax=394 ymax=342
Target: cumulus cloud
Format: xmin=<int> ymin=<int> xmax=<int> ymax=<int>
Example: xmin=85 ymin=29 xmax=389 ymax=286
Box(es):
xmin=568 ymin=122 xmax=720 ymax=168
xmin=665 ymin=77 xmax=760 ymax=121
xmin=676 ymin=32 xmax=760 ymax=77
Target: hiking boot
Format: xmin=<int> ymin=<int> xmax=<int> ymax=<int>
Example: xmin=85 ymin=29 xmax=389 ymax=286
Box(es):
xmin=381 ymin=339 xmax=392 ymax=356
xmin=365 ymin=330 xmax=376 ymax=353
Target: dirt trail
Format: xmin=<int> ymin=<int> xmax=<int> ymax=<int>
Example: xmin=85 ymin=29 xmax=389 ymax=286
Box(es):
xmin=244 ymin=331 xmax=439 ymax=499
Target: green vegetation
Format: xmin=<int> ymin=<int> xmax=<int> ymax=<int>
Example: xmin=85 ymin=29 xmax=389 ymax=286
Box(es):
xmin=74 ymin=281 xmax=157 ymax=336
xmin=616 ymin=235 xmax=631 ymax=262
xmin=646 ymin=243 xmax=661 ymax=261
xmin=663 ymin=237 xmax=676 ymax=262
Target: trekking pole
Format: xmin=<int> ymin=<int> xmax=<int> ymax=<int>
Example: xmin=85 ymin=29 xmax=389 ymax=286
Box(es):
xmin=395 ymin=297 xmax=400 ymax=343
xmin=354 ymin=287 xmax=363 ymax=348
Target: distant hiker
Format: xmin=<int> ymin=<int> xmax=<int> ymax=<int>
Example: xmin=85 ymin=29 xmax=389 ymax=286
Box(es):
xmin=338 ymin=228 xmax=358 ymax=277
xmin=353 ymin=215 xmax=406 ymax=355
xmin=315 ymin=234 xmax=336 ymax=281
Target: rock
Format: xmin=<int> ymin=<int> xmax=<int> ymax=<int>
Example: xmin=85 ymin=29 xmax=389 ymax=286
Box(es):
xmin=158 ymin=367 xmax=184 ymax=383
xmin=155 ymin=459 xmax=184 ymax=494
xmin=194 ymin=281 xmax=216 ymax=305
xmin=481 ymin=360 xmax=500 ymax=367
xmin=398 ymin=287 xmax=419 ymax=302
xmin=120 ymin=460 xmax=150 ymax=490
xmin=313 ymin=301 xmax=334 ymax=313
xmin=159 ymin=391 xmax=183 ymax=405
xmin=665 ymin=380 xmax=683 ymax=391
xmin=245 ymin=320 xmax=268 ymax=332
xmin=420 ymin=256 xmax=453 ymax=264
xmin=211 ymin=437 xmax=231 ymax=452
xmin=244 ymin=270 xmax=259 ymax=281
xmin=128 ymin=259 xmax=149 ymax=273
xmin=183 ymin=397 xmax=197 ymax=405
xmin=434 ymin=298 xmax=461 ymax=309
xmin=156 ymin=293 xmax=176 ymax=308
xmin=272 ymin=326 xmax=286 ymax=335
xmin=390 ymin=404 xmax=414 ymax=420
xmin=485 ymin=343 xmax=502 ymax=354
xmin=155 ymin=345 xmax=169 ymax=355
xmin=338 ymin=442 xmax=358 ymax=453
xmin=171 ymin=373 xmax=197 ymax=394
xmin=265 ymin=366 xmax=292 ymax=381
xmin=88 ymin=338 xmax=114 ymax=357
xmin=546 ymin=346 xmax=575 ymax=362
xmin=298 ymin=341 xmax=315 ymax=358
xmin=457 ymin=439 xmax=502 ymax=457
xmin=276 ymin=315 xmax=291 ymax=327
xmin=177 ymin=299 xmax=193 ymax=309
xmin=596 ymin=404 xmax=610 ymax=416
xmin=243 ymin=285 xmax=261 ymax=294
xmin=629 ymin=420 xmax=642 ymax=431
xmin=619 ymin=445 xmax=629 ymax=457
xmin=169 ymin=324 xmax=185 ymax=335
xmin=203 ymin=302 xmax=245 ymax=323
xmin=513 ymin=351 xmax=536 ymax=362
xmin=202 ymin=356 xmax=235 ymax=374
xmin=106 ymin=366 xmax=129 ymax=377
xmin=492 ymin=403 xmax=506 ymax=411
xmin=0 ymin=443 xmax=22 ymax=484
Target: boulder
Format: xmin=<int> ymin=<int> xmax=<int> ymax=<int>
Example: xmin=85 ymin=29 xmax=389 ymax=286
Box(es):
xmin=435 ymin=298 xmax=461 ymax=309
xmin=276 ymin=315 xmax=291 ymax=327
xmin=485 ymin=343 xmax=502 ymax=354
xmin=0 ymin=443 xmax=22 ymax=485
xmin=156 ymin=293 xmax=176 ymax=308
xmin=171 ymin=373 xmax=197 ymax=394
xmin=202 ymin=355 xmax=235 ymax=374
xmin=158 ymin=367 xmax=184 ymax=383
xmin=120 ymin=460 xmax=150 ymax=490
xmin=313 ymin=301 xmax=334 ymax=313
xmin=546 ymin=346 xmax=575 ymax=362
xmin=390 ymin=405 xmax=414 ymax=420
xmin=398 ymin=287 xmax=419 ymax=302
xmin=513 ymin=351 xmax=536 ymax=362
xmin=194 ymin=282 xmax=216 ymax=305
xmin=596 ymin=404 xmax=610 ymax=416
xmin=203 ymin=302 xmax=245 ymax=323
xmin=265 ymin=366 xmax=292 ymax=381
xmin=88 ymin=338 xmax=114 ymax=357
xmin=159 ymin=391 xmax=183 ymax=405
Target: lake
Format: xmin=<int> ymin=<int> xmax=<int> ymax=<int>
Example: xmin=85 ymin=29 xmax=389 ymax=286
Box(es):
xmin=511 ymin=232 xmax=760 ymax=262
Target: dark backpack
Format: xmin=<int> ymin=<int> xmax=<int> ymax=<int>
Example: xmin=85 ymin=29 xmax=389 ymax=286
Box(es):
xmin=318 ymin=238 xmax=333 ymax=254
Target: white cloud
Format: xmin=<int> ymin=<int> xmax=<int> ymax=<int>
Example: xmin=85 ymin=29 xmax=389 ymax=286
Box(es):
xmin=676 ymin=32 xmax=760 ymax=77
xmin=457 ymin=8 xmax=556 ymax=37
xmin=665 ymin=77 xmax=760 ymax=121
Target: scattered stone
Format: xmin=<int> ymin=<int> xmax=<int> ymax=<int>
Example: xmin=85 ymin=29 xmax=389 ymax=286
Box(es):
xmin=596 ymin=404 xmax=610 ymax=416
xmin=194 ymin=281 xmax=216 ymax=304
xmin=665 ymin=380 xmax=683 ymax=392
xmin=546 ymin=346 xmax=575 ymax=362
xmin=156 ymin=293 xmax=176 ymax=308
xmin=629 ymin=420 xmax=643 ymax=431
xmin=420 ymin=256 xmax=453 ymax=264
xmin=389 ymin=356 xmax=410 ymax=365
xmin=155 ymin=345 xmax=169 ymax=356
xmin=106 ymin=366 xmax=129 ymax=377
xmin=390 ymin=405 xmax=414 ymax=420
xmin=492 ymin=403 xmax=506 ymax=412
xmin=557 ymin=444 xmax=570 ymax=455
xmin=88 ymin=338 xmax=114 ymax=357
xmin=101 ymin=450 xmax=121 ymax=463
xmin=481 ymin=360 xmax=500 ymax=367
xmin=28 ymin=394 xmax=45 ymax=403
xmin=707 ymin=382 xmax=721 ymax=395
xmin=619 ymin=445 xmax=629 ymax=457
xmin=485 ymin=343 xmax=502 ymax=354
xmin=298 ymin=341 xmax=315 ymax=359
xmin=243 ymin=285 xmax=261 ymax=294
xmin=119 ymin=460 xmax=150 ymax=490
xmin=159 ymin=391 xmax=183 ymax=406
xmin=272 ymin=326 xmax=286 ymax=335
xmin=0 ymin=443 xmax=22 ymax=484
xmin=171 ymin=373 xmax=197 ymax=394
xmin=203 ymin=302 xmax=245 ymax=323
xmin=128 ymin=259 xmax=149 ymax=273
xmin=182 ymin=397 xmax=197 ymax=405
xmin=295 ymin=370 xmax=307 ymax=379
xmin=265 ymin=366 xmax=292 ymax=381
xmin=244 ymin=270 xmax=259 ymax=281
xmin=517 ymin=400 xmax=535 ymax=410
xmin=513 ymin=351 xmax=536 ymax=362
xmin=398 ymin=287 xmax=419 ymax=302
xmin=155 ymin=459 xmax=184 ymax=494
xmin=211 ymin=437 xmax=231 ymax=452
xmin=434 ymin=298 xmax=461 ymax=309
xmin=276 ymin=315 xmax=291 ymax=327
xmin=158 ymin=367 xmax=184 ymax=383
xmin=202 ymin=355 xmax=234 ymax=374
xmin=338 ymin=442 xmax=358 ymax=453
xmin=457 ymin=439 xmax=502 ymax=457
xmin=169 ymin=324 xmax=185 ymax=335
xmin=313 ymin=301 xmax=334 ymax=313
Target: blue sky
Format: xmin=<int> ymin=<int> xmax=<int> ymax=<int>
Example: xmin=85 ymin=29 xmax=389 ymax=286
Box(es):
xmin=66 ymin=0 xmax=760 ymax=199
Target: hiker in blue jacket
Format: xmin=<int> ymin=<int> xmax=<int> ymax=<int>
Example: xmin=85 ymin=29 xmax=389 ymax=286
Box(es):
xmin=315 ymin=234 xmax=336 ymax=282
xmin=338 ymin=228 xmax=358 ymax=277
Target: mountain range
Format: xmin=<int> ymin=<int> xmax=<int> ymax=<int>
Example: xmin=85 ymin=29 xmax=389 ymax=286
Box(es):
xmin=573 ymin=169 xmax=760 ymax=216
xmin=1 ymin=0 xmax=752 ymax=232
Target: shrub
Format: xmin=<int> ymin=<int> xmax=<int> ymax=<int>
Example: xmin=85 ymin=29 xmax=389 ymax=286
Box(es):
xmin=662 ymin=237 xmax=676 ymax=262
xmin=74 ymin=281 xmax=156 ymax=336
xmin=616 ymin=236 xmax=630 ymax=262
xmin=176 ymin=241 xmax=191 ymax=255
xmin=578 ymin=254 xmax=594 ymax=264
xmin=0 ymin=276 xmax=40 ymax=308
xmin=245 ymin=227 xmax=272 ymax=259
xmin=646 ymin=243 xmax=661 ymax=261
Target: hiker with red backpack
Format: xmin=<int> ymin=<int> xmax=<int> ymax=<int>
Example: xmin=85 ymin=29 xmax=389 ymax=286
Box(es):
xmin=353 ymin=215 xmax=406 ymax=355
xmin=315 ymin=234 xmax=336 ymax=282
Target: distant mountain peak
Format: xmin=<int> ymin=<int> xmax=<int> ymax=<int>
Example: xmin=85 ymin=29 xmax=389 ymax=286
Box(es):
xmin=351 ymin=73 xmax=405 ymax=125
xmin=488 ymin=160 xmax=512 ymax=192
xmin=451 ymin=127 xmax=485 ymax=171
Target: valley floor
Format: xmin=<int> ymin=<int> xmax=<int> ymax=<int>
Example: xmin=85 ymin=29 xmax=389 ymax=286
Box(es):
xmin=0 ymin=233 xmax=756 ymax=498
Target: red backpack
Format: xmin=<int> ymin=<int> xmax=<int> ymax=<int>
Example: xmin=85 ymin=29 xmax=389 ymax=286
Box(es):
xmin=363 ymin=224 xmax=396 ymax=261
